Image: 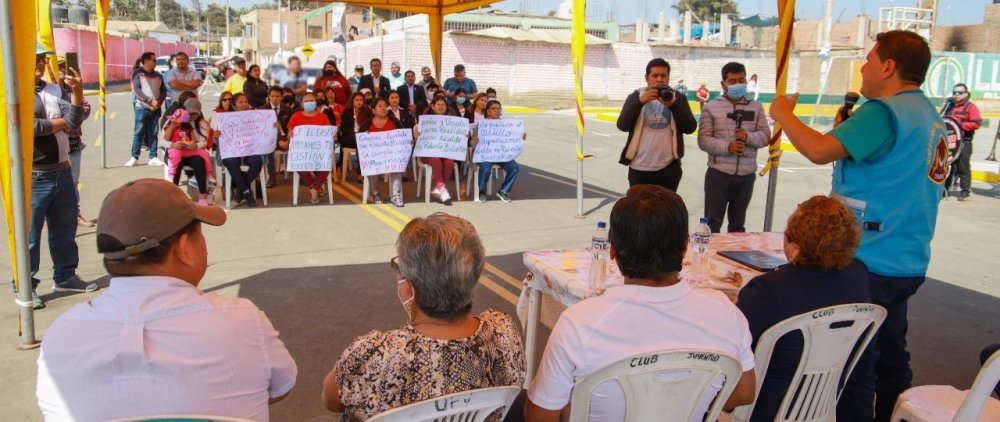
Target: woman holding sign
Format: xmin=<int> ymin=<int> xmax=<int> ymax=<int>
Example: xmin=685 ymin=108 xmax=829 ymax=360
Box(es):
xmin=473 ymin=100 xmax=523 ymax=203
xmin=340 ymin=92 xmax=372 ymax=183
xmin=287 ymin=92 xmax=334 ymax=204
xmin=215 ymin=93 xmax=267 ymax=207
xmin=413 ymin=96 xmax=460 ymax=204
xmin=359 ymin=97 xmax=407 ymax=206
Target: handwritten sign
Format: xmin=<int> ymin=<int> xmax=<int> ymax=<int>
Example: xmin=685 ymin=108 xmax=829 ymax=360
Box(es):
xmin=413 ymin=115 xmax=469 ymax=161
xmin=357 ymin=129 xmax=414 ymax=176
xmin=473 ymin=119 xmax=524 ymax=163
xmin=286 ymin=125 xmax=337 ymax=172
xmin=214 ymin=110 xmax=278 ymax=159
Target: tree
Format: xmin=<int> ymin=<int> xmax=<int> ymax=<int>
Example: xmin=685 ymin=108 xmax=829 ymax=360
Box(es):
xmin=671 ymin=0 xmax=738 ymax=21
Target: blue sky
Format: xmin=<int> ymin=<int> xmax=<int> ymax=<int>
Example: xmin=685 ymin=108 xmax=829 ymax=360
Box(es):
xmin=215 ymin=1 xmax=990 ymax=26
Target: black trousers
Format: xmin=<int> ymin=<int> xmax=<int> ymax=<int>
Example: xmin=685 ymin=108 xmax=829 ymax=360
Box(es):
xmin=945 ymin=140 xmax=972 ymax=196
xmin=703 ymin=167 xmax=755 ymax=233
xmin=627 ymin=160 xmax=682 ymax=192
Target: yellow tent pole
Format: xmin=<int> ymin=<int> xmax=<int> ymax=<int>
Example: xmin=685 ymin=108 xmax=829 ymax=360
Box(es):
xmin=37 ymin=0 xmax=57 ymax=82
xmin=761 ymin=0 xmax=796 ymax=231
xmin=572 ymin=0 xmax=586 ymax=218
xmin=428 ymin=11 xmax=444 ymax=84
xmin=98 ymin=0 xmax=109 ymax=168
xmin=0 ymin=0 xmax=40 ymax=349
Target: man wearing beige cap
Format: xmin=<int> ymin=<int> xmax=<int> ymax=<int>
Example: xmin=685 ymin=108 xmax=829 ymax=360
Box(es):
xmin=37 ymin=178 xmax=297 ymax=421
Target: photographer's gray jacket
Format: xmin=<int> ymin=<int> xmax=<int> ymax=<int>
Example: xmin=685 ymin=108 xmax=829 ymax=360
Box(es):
xmin=697 ymin=97 xmax=771 ymax=176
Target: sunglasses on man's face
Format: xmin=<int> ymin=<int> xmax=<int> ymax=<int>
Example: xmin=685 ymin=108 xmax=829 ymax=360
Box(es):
xmin=953 ymin=91 xmax=967 ymax=95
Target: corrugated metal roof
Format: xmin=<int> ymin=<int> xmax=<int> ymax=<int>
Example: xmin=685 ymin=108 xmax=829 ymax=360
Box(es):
xmin=459 ymin=27 xmax=610 ymax=45
xmin=106 ymin=20 xmax=173 ymax=34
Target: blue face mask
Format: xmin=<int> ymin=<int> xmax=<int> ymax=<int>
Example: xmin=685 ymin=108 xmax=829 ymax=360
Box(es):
xmin=303 ymin=101 xmax=317 ymax=112
xmin=726 ymin=83 xmax=747 ymax=100
xmin=457 ymin=97 xmax=467 ymax=105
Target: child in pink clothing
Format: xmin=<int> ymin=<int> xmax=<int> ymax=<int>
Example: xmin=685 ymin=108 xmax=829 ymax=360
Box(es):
xmin=164 ymin=108 xmax=214 ymax=185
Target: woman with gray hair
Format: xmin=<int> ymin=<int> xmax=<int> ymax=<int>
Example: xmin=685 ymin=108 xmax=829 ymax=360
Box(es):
xmin=322 ymin=213 xmax=525 ymax=421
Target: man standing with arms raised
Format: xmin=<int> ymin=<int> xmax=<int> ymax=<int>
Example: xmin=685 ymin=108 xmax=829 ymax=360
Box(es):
xmin=770 ymin=30 xmax=948 ymax=421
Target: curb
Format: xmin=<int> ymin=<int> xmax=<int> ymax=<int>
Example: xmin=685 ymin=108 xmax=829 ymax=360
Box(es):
xmin=503 ymin=106 xmax=544 ymax=114
xmin=595 ymin=112 xmax=617 ymax=123
xmin=83 ymin=86 xmax=131 ymax=96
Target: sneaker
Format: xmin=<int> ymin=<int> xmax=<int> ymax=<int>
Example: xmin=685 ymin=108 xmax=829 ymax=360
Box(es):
xmin=497 ymin=191 xmax=512 ymax=203
xmin=243 ymin=190 xmax=257 ymax=208
xmin=431 ymin=185 xmax=443 ymax=200
xmin=372 ymin=193 xmax=384 ymax=204
xmin=958 ymin=195 xmax=971 ymax=202
xmin=147 ymin=157 xmax=165 ymax=166
xmin=391 ymin=196 xmax=405 ymax=207
xmin=439 ymin=188 xmax=452 ymax=205
xmin=475 ymin=193 xmax=488 ymax=203
xmin=77 ymin=214 xmax=96 ymax=228
xmin=124 ymin=157 xmax=138 ymax=167
xmin=53 ymin=275 xmax=99 ymax=293
xmin=31 ymin=289 xmax=45 ymax=309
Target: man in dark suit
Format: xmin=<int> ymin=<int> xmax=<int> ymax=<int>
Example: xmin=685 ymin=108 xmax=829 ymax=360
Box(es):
xmin=358 ymin=58 xmax=391 ymax=99
xmin=396 ymin=70 xmax=426 ymax=116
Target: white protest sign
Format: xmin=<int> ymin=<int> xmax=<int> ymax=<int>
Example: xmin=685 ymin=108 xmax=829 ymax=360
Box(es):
xmin=357 ymin=129 xmax=414 ymax=176
xmin=286 ymin=125 xmax=337 ymax=172
xmin=473 ymin=119 xmax=525 ymax=163
xmin=214 ymin=110 xmax=278 ymax=159
xmin=412 ymin=115 xmax=469 ymax=161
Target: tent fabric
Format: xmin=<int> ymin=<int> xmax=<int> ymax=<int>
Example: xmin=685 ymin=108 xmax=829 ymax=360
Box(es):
xmin=458 ymin=27 xmax=610 ymax=45
xmin=301 ymin=2 xmax=337 ymax=22
xmin=739 ymin=14 xmax=780 ymax=28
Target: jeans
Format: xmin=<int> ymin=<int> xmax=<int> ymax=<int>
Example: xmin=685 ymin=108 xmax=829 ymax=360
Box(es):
xmin=867 ymin=272 xmax=925 ymax=422
xmin=627 ymin=159 xmax=682 ymax=192
xmin=478 ymin=161 xmax=520 ymax=194
xmin=68 ymin=145 xmax=82 ymax=214
xmin=704 ymin=168 xmax=755 ymax=233
xmin=28 ymin=167 xmax=80 ymax=288
xmin=222 ymin=155 xmax=264 ymax=194
xmin=945 ymin=140 xmax=972 ymax=196
xmin=131 ymin=106 xmax=161 ymax=160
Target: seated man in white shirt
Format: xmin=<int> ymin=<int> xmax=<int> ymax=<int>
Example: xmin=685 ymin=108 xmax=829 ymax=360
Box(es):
xmin=525 ymin=184 xmax=756 ymax=421
xmin=36 ymin=178 xmax=297 ymax=422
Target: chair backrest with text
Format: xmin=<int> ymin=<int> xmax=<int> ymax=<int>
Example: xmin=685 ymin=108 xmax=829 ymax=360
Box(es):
xmin=733 ymin=303 xmax=887 ymax=422
xmin=365 ymin=386 xmax=521 ymax=422
xmin=569 ymin=349 xmax=743 ymax=422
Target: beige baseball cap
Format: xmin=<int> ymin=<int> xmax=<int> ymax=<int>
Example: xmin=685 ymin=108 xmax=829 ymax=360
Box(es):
xmin=97 ymin=178 xmax=226 ymax=260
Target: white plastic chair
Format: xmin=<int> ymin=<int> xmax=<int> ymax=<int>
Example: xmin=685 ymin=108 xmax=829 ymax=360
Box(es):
xmin=273 ymin=150 xmax=288 ymax=179
xmin=361 ymin=173 xmax=392 ymax=204
xmin=569 ymin=349 xmax=743 ymax=422
xmin=414 ymin=157 xmax=461 ymax=203
xmin=224 ymin=158 xmax=269 ymax=209
xmin=891 ymin=349 xmax=1000 ymax=422
xmin=291 ymin=172 xmax=334 ymax=205
xmin=339 ymin=147 xmax=356 ymax=182
xmin=468 ymin=164 xmax=506 ymax=200
xmin=731 ymin=303 xmax=887 ymax=422
xmin=366 ymin=386 xmax=521 ymax=422
xmin=112 ymin=415 xmax=252 ymax=422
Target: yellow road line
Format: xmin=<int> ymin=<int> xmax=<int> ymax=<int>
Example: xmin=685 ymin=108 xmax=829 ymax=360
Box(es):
xmin=110 ymin=111 xmax=117 ymax=119
xmin=332 ymin=177 xmax=523 ymax=304
xmin=94 ymin=134 xmax=102 ymax=147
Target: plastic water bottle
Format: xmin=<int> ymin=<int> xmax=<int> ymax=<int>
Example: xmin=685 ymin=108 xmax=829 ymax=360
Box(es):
xmin=588 ymin=222 xmax=610 ymax=294
xmin=691 ymin=217 xmax=712 ymax=286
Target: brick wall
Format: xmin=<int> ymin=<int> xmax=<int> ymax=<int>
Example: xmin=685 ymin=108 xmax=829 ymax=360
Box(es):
xmin=53 ymin=27 xmax=196 ymax=84
xmin=335 ymin=32 xmax=801 ymax=108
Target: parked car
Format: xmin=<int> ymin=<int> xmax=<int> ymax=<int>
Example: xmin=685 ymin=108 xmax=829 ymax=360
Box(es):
xmin=154 ymin=55 xmax=171 ymax=74
xmin=191 ymin=56 xmax=211 ymax=79
xmin=302 ymin=67 xmax=322 ymax=87
xmin=264 ymin=63 xmax=287 ymax=85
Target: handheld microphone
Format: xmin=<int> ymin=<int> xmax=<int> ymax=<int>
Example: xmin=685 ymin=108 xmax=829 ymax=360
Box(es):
xmin=841 ymin=92 xmax=860 ymax=122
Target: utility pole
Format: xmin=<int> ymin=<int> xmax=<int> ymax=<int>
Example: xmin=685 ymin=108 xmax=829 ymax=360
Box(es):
xmin=155 ymin=0 xmax=160 ymax=22
xmin=193 ymin=0 xmax=201 ymax=55
xmin=278 ymin=0 xmax=284 ymax=56
xmin=225 ymin=0 xmax=231 ymax=56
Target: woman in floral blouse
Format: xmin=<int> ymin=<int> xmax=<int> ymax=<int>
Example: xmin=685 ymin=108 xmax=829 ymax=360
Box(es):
xmin=322 ymin=213 xmax=526 ymax=421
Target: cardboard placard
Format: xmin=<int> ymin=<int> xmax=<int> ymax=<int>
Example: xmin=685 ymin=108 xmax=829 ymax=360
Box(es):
xmin=412 ymin=114 xmax=469 ymax=161
xmin=473 ymin=119 xmax=524 ymax=163
xmin=357 ymin=129 xmax=414 ymax=176
xmin=214 ymin=110 xmax=278 ymax=159
xmin=286 ymin=125 xmax=337 ymax=172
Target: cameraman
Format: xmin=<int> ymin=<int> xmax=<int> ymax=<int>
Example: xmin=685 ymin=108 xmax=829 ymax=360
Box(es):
xmin=617 ymin=58 xmax=697 ymax=192
xmin=697 ymin=62 xmax=770 ymax=233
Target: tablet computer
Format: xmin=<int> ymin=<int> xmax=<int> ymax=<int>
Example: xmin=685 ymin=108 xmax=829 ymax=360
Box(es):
xmin=717 ymin=250 xmax=788 ymax=272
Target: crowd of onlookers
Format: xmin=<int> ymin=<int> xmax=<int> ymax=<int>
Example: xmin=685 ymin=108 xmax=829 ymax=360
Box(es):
xmin=126 ymin=52 xmax=520 ymax=208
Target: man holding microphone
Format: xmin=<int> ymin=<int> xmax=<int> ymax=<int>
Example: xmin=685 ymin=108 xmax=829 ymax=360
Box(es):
xmin=697 ymin=62 xmax=770 ymax=233
xmin=770 ymin=30 xmax=947 ymax=421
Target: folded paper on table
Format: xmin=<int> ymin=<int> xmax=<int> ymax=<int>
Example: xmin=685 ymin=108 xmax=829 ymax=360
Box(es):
xmin=214 ymin=110 xmax=279 ymax=159
xmin=413 ymin=114 xmax=469 ymax=161
xmin=286 ymin=125 xmax=337 ymax=172
xmin=473 ymin=119 xmax=524 ymax=163
xmin=357 ymin=129 xmax=414 ymax=176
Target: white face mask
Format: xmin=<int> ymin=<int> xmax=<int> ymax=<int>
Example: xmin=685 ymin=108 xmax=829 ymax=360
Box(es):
xmin=397 ymin=279 xmax=415 ymax=322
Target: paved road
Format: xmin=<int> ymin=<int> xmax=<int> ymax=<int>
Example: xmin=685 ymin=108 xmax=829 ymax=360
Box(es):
xmin=1 ymin=89 xmax=997 ymax=420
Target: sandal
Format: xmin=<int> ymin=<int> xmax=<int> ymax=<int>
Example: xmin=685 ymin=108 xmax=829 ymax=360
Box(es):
xmin=309 ymin=188 xmax=320 ymax=204
xmin=371 ymin=193 xmax=384 ymax=204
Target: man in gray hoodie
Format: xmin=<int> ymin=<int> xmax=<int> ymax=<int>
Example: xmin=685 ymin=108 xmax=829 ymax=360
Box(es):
xmin=697 ymin=62 xmax=771 ymax=233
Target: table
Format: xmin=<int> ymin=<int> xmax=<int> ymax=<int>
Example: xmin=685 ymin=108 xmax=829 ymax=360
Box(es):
xmin=516 ymin=232 xmax=783 ymax=387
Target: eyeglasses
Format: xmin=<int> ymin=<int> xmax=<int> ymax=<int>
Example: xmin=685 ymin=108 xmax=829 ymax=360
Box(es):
xmin=222 ymin=98 xmax=232 ymax=102
xmin=390 ymin=256 xmax=400 ymax=272
xmin=952 ymin=91 xmax=967 ymax=95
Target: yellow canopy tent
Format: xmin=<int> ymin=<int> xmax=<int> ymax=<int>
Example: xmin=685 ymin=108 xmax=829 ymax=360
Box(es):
xmin=325 ymin=0 xmax=502 ymax=82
